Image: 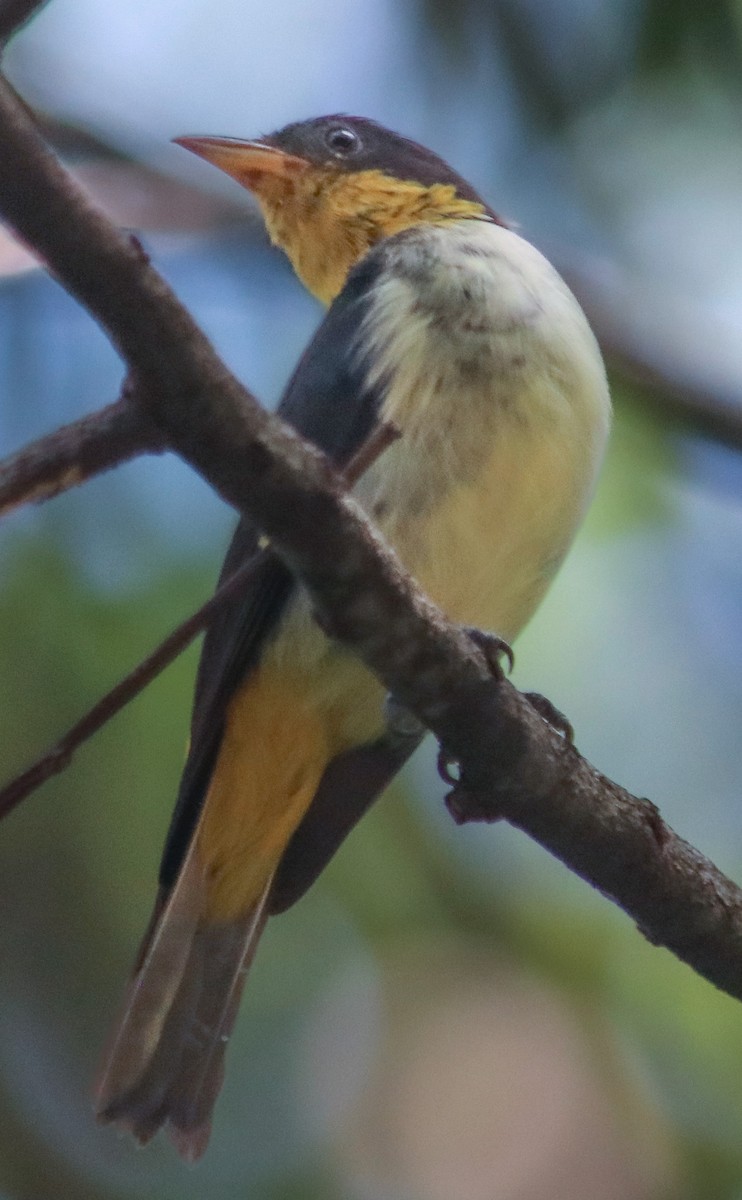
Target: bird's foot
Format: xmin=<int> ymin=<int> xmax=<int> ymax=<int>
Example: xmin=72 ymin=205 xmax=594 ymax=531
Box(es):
xmin=524 ymin=692 xmax=574 ymax=743
xmin=462 ymin=626 xmax=514 ymax=677
xmin=434 ymin=627 xmax=513 ymax=824
xmin=437 ymin=747 xmax=500 ymax=825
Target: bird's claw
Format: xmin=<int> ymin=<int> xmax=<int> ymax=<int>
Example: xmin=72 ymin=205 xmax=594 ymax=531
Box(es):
xmin=435 ymin=628 xmax=512 ymax=824
xmin=437 ymin=748 xmax=502 ymax=824
xmin=436 ymin=746 xmax=460 ymax=786
xmin=462 ymin=627 xmax=514 ymax=676
xmin=524 ymin=692 xmax=574 ymax=743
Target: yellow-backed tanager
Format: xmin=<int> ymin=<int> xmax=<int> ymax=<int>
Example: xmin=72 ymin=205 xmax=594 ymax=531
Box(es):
xmin=96 ymin=115 xmax=611 ymax=1159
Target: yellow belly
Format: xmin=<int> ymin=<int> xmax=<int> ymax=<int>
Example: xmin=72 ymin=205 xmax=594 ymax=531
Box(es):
xmin=395 ymin=428 xmax=593 ymax=641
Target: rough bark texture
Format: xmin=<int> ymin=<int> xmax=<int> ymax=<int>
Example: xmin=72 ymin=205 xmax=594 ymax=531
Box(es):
xmin=0 ymin=393 xmax=165 ymax=516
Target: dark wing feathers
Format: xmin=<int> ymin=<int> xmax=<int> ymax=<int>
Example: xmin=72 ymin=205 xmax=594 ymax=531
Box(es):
xmin=159 ymin=551 xmax=291 ymax=890
xmin=269 ymin=724 xmax=422 ymax=914
xmin=159 ymin=247 xmax=390 ymax=894
xmin=276 ymin=249 xmax=385 ymax=453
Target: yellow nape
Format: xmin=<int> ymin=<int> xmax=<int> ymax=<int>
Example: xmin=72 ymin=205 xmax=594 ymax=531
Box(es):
xmin=256 ymin=166 xmax=487 ymax=304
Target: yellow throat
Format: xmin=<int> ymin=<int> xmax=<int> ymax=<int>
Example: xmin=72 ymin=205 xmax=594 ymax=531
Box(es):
xmin=256 ymin=167 xmax=488 ymax=304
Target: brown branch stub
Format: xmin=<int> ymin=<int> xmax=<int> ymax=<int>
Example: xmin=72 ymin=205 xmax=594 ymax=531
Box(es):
xmin=0 ymin=394 xmax=166 ymax=518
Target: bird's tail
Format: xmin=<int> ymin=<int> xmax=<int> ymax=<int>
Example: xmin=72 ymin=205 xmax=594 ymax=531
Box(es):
xmin=95 ymin=840 xmax=271 ymax=1162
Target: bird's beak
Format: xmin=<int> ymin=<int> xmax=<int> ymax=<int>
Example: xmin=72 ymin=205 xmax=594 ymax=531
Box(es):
xmin=173 ymin=136 xmax=309 ymax=192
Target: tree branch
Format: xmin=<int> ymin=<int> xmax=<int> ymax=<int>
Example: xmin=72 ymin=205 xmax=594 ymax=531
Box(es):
xmin=0 ymin=390 xmax=165 ymax=517
xmin=0 ymin=0 xmax=48 ymax=45
xmin=1 ymin=74 xmax=742 ymax=1005
xmin=436 ymin=685 xmax=742 ymax=1002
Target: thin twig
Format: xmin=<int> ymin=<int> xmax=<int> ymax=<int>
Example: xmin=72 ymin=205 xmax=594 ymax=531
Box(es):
xmin=0 ymin=553 xmax=265 ymax=820
xmin=0 ymin=419 xmax=398 ymax=816
xmin=343 ymin=420 xmax=400 ymax=485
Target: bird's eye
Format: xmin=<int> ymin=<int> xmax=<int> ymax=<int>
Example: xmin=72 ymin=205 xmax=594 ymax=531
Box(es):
xmin=325 ymin=126 xmax=360 ymax=156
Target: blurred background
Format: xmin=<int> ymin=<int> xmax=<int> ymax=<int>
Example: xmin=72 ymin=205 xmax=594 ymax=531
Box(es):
xmin=0 ymin=0 xmax=741 ymax=1196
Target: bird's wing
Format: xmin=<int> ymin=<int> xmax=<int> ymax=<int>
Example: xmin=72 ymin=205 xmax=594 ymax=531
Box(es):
xmin=159 ymin=247 xmax=393 ymax=894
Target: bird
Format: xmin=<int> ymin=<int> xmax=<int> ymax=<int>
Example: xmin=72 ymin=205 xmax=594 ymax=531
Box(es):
xmin=95 ymin=114 xmax=611 ymax=1160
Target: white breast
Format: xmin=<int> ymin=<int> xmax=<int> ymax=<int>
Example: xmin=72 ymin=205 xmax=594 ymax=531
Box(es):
xmin=353 ymin=219 xmax=611 ymax=642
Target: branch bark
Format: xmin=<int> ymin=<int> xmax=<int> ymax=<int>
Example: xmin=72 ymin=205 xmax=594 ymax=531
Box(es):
xmin=1 ymin=74 xmax=742 ymax=1005
xmin=0 ymin=0 xmax=48 ymax=45
xmin=0 ymin=390 xmax=164 ymax=516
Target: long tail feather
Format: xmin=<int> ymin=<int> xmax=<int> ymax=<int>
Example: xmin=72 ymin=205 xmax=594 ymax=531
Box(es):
xmin=95 ymin=843 xmax=272 ymax=1160
xmin=161 ymin=897 xmax=270 ymax=1160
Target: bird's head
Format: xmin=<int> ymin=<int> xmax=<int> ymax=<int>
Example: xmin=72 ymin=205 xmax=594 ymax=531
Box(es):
xmin=175 ymin=115 xmax=502 ymax=305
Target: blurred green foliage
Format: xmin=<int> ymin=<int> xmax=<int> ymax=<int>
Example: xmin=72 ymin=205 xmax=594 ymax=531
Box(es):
xmin=639 ymin=0 xmax=742 ymax=75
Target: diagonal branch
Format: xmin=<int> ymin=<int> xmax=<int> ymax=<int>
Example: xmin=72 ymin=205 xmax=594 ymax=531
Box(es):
xmin=0 ymin=0 xmax=49 ymax=45
xmin=1 ymin=75 xmax=742 ymax=1007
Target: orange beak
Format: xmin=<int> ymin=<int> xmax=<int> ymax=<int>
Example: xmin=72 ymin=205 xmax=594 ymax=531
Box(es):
xmin=173 ymin=135 xmax=309 ymax=192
